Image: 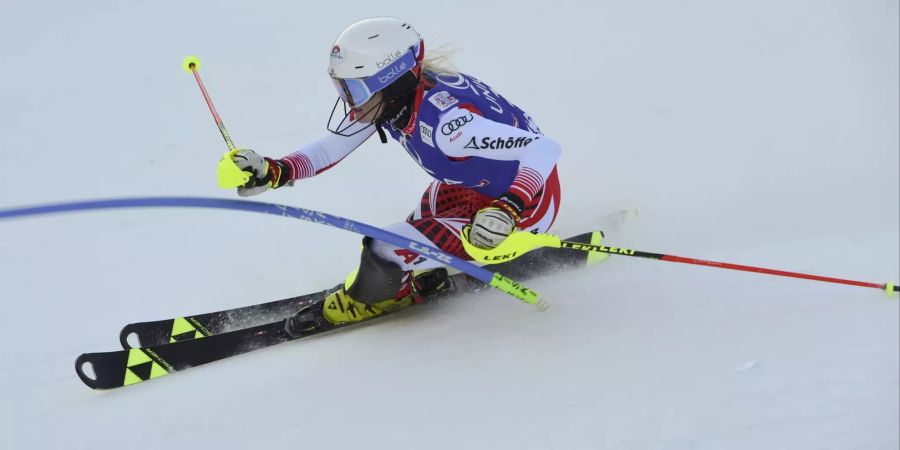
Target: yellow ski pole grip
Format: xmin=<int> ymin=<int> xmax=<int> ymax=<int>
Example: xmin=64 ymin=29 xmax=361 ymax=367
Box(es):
xmin=217 ymin=150 xmax=252 ymax=188
xmin=461 ymin=226 xmax=562 ymax=264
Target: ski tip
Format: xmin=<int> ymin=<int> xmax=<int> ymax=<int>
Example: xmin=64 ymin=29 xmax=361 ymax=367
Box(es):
xmin=536 ymin=298 xmax=550 ymax=311
xmin=75 ymin=354 xmax=101 ymax=390
xmin=599 ymin=209 xmax=638 ymax=230
xmin=119 ymin=325 xmax=139 ymax=349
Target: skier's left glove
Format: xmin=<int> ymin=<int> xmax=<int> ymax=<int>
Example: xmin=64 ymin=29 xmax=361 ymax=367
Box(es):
xmin=468 ymin=192 xmax=524 ymax=249
xmin=231 ymin=148 xmax=292 ymax=197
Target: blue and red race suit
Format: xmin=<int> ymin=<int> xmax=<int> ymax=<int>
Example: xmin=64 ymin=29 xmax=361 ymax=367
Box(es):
xmin=279 ymin=71 xmax=562 ymax=272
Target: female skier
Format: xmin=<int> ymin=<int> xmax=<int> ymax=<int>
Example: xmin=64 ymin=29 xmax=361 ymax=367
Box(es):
xmin=230 ymin=17 xmax=562 ymax=328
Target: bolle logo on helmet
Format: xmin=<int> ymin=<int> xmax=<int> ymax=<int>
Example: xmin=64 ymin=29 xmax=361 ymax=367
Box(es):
xmin=330 ymin=45 xmax=344 ymax=64
xmin=440 ymin=114 xmax=473 ymax=135
xmin=378 ymin=61 xmax=408 ymax=84
xmin=376 ymin=50 xmax=403 ymax=68
xmin=464 ymin=136 xmax=538 ymax=150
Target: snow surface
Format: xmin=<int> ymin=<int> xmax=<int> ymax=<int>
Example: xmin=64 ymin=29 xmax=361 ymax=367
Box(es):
xmin=1 ymin=0 xmax=898 ymax=449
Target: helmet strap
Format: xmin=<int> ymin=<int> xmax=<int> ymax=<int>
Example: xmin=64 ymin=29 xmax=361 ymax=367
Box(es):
xmin=374 ymin=122 xmax=388 ymax=143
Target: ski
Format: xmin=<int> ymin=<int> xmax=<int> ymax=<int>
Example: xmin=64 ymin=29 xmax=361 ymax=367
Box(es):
xmin=118 ymin=230 xmax=607 ymax=349
xmin=77 ymin=231 xmax=605 ymax=390
xmin=79 ymin=320 xmax=296 ymax=389
xmin=118 ymin=289 xmax=328 ymax=349
xmin=76 ymin=272 xmax=475 ymax=390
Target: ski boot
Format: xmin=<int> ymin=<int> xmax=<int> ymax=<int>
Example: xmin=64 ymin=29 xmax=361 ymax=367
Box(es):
xmin=319 ymin=266 xmax=452 ymax=325
xmin=320 ymin=286 xmax=412 ymax=324
xmin=284 ymin=238 xmax=452 ymax=335
xmin=284 ymin=282 xmax=403 ymax=337
xmin=411 ymin=267 xmax=454 ymax=300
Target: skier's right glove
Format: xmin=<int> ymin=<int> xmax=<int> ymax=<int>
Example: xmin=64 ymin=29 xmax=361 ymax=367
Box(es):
xmin=468 ymin=191 xmax=525 ymax=249
xmin=469 ymin=206 xmax=518 ymax=249
xmin=230 ymin=148 xmax=292 ymax=197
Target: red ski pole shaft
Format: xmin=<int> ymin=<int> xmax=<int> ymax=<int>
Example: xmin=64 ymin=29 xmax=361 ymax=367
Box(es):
xmin=182 ymin=56 xmax=235 ymax=151
xmin=559 ymin=241 xmax=898 ymax=295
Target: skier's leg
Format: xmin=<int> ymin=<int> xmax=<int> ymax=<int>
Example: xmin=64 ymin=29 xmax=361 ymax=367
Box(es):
xmin=318 ymin=181 xmax=481 ymax=325
xmin=320 ymin=176 xmax=561 ymax=326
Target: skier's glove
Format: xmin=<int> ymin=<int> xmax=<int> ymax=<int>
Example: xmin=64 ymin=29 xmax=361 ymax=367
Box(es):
xmin=230 ymin=148 xmax=292 ymax=197
xmin=468 ymin=192 xmax=524 ymax=249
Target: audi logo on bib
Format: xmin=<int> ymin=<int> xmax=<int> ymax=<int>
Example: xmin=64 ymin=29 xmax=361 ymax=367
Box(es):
xmin=441 ymin=114 xmax=473 ymax=135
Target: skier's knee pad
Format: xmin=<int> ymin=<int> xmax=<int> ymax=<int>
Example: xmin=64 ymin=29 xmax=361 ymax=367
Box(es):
xmin=346 ymin=237 xmax=405 ymax=305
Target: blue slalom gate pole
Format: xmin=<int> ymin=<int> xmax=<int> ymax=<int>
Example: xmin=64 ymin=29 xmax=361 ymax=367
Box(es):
xmin=0 ymin=197 xmax=543 ymax=307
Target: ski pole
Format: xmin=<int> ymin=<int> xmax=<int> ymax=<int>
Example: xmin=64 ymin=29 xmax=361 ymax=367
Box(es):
xmin=182 ymin=55 xmax=250 ymax=188
xmin=558 ymin=239 xmax=897 ymax=296
xmin=183 ymin=55 xmax=234 ymax=150
xmin=461 ymin=227 xmax=898 ymax=296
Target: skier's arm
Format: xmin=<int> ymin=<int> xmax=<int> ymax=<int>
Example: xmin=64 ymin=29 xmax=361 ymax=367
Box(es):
xmin=434 ymin=107 xmax=561 ymax=218
xmin=279 ymin=125 xmax=375 ymax=181
xmin=230 ymin=126 xmax=374 ymax=197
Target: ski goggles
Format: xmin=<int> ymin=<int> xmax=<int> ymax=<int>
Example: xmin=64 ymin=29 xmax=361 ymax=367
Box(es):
xmin=330 ymin=49 xmax=417 ymax=108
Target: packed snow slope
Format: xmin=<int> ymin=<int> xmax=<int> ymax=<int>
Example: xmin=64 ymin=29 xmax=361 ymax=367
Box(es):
xmin=0 ymin=1 xmax=897 ymax=449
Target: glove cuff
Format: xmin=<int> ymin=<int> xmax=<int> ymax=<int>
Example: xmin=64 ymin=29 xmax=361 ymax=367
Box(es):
xmin=489 ymin=191 xmax=526 ymax=224
xmin=265 ymin=158 xmax=293 ymax=189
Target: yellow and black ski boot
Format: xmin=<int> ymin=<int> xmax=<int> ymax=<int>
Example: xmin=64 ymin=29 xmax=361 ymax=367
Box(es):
xmin=321 ymin=287 xmax=413 ymax=325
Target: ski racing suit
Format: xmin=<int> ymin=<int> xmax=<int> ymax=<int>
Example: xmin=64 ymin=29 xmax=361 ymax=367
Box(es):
xmin=279 ymin=71 xmax=562 ymax=297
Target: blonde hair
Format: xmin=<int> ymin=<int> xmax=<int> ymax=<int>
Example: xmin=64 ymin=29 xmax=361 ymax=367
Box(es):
xmin=422 ymin=42 xmax=459 ymax=75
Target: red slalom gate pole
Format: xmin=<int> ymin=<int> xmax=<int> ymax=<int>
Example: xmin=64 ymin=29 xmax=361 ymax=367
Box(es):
xmin=558 ymin=240 xmax=898 ymax=296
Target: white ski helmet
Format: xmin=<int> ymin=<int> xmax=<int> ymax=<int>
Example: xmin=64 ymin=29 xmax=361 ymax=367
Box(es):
xmin=328 ymin=17 xmax=424 ymax=108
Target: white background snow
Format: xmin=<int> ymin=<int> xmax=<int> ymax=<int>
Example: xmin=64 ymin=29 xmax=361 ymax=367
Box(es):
xmin=1 ymin=0 xmax=897 ymax=449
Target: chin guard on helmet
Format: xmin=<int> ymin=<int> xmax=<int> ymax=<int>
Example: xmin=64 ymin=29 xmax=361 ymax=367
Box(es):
xmin=326 ymin=97 xmax=387 ymax=141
